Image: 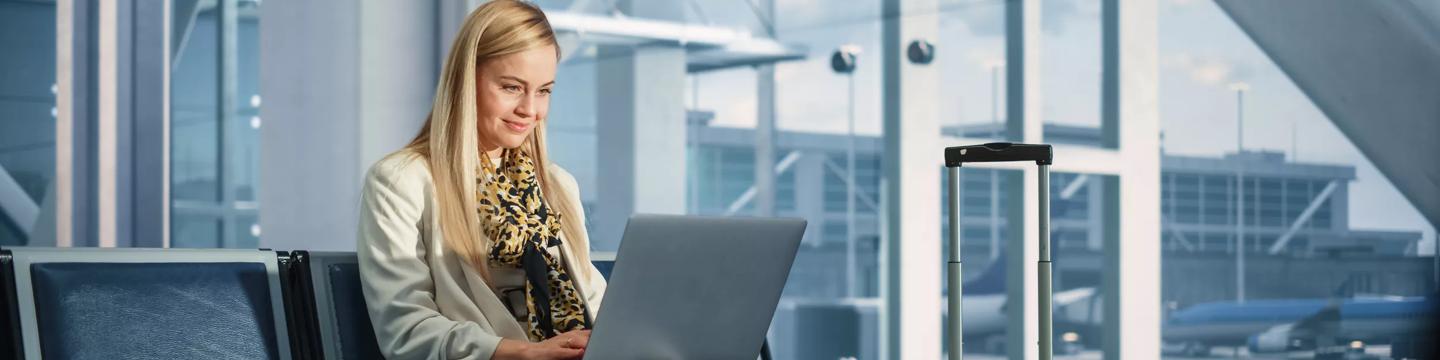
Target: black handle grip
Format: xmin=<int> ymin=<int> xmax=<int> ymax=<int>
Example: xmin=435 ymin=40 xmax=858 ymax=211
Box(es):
xmin=944 ymin=142 xmax=1053 ymax=167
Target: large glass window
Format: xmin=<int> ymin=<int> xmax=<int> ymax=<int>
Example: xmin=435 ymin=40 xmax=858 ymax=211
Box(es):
xmin=543 ymin=0 xmax=927 ymax=357
xmin=1159 ymin=0 xmax=1435 ymax=357
xmin=0 ymin=0 xmax=56 ymax=246
xmin=939 ymin=167 xmax=1017 ymax=356
xmin=940 ymin=167 xmax=1114 ymax=358
xmin=757 ymin=0 xmax=888 ymax=355
xmin=1041 ymin=0 xmax=1102 ymax=143
xmin=939 ymin=0 xmax=1007 ymax=141
xmin=169 ymin=0 xmax=261 ymax=248
xmin=935 ymin=0 xmax=1011 ymax=354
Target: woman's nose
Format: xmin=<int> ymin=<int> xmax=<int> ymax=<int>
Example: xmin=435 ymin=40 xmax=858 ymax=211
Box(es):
xmin=515 ymin=94 xmax=537 ymax=118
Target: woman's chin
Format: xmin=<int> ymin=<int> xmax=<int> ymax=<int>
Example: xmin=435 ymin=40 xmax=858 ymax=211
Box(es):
xmin=497 ymin=138 xmax=528 ymax=149
xmin=482 ymin=131 xmax=531 ymax=150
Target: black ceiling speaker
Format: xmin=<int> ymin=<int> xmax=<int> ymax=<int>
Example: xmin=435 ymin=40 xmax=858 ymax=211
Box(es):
xmin=830 ymin=48 xmax=858 ymax=74
xmin=907 ymin=39 xmax=935 ymax=65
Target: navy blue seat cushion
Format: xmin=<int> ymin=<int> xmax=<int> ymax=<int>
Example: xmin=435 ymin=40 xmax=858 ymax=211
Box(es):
xmin=30 ymin=262 xmax=281 ymax=360
xmin=592 ymin=260 xmax=615 ymax=281
xmin=327 ymin=263 xmax=382 ymax=360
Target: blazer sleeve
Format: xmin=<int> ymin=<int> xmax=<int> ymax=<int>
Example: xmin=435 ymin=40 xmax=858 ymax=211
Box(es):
xmin=357 ymin=161 xmax=503 ymax=360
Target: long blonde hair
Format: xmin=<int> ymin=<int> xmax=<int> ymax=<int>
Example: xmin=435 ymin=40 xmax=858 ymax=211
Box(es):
xmin=401 ymin=0 xmax=590 ymax=285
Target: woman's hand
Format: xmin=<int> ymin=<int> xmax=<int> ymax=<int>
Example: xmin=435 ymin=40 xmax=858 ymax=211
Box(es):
xmin=540 ymin=330 xmax=590 ymax=356
xmin=493 ymin=330 xmax=590 ymax=360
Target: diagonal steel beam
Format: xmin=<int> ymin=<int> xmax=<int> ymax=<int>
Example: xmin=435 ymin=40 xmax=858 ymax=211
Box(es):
xmin=724 ymin=151 xmax=802 ymax=216
xmin=821 ymin=158 xmax=881 ymax=212
xmin=0 ymin=163 xmax=39 ymax=235
xmin=1268 ymin=180 xmax=1339 ymax=254
xmin=1161 ymin=215 xmax=1197 ymax=252
xmin=1059 ymin=174 xmax=1088 ymax=200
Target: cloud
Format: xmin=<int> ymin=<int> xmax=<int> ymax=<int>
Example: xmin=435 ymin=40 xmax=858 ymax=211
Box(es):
xmin=963 ymin=48 xmax=1005 ymax=69
xmin=946 ymin=5 xmax=1006 ymax=37
xmin=1162 ymin=52 xmax=1253 ymax=86
xmin=945 ymin=0 xmax=1100 ymax=37
xmin=1041 ymin=0 xmax=1102 ymax=35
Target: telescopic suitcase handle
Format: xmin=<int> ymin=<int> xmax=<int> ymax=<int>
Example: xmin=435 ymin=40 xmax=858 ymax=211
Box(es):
xmin=945 ymin=142 xmax=1052 ymax=166
xmin=942 ymin=142 xmax=1054 ymax=360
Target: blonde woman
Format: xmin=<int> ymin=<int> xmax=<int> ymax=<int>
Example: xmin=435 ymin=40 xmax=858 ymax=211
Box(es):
xmin=357 ymin=1 xmax=605 ymax=359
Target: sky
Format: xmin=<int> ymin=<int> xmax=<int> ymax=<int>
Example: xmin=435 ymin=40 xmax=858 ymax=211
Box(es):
xmin=678 ymin=0 xmax=1435 ymax=255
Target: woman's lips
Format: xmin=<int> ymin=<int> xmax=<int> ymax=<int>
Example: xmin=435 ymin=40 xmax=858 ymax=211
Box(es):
xmin=503 ymin=120 xmax=530 ymax=132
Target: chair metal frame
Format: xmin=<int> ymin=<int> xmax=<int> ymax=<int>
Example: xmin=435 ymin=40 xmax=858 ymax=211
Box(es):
xmin=284 ymin=250 xmax=371 ymax=360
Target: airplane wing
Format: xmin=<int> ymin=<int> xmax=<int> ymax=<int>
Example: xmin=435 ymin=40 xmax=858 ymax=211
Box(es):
xmin=1249 ymin=297 xmax=1342 ymax=353
xmin=996 ymin=285 xmax=1094 ymax=313
xmin=998 ymin=287 xmax=1096 ymax=314
xmin=1053 ymin=287 xmax=1096 ymax=307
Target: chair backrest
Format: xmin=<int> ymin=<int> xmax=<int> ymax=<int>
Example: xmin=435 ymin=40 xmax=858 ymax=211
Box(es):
xmin=2 ymin=247 xmax=293 ymax=360
xmin=292 ymin=251 xmax=382 ymax=360
xmin=592 ymin=259 xmax=616 ymax=280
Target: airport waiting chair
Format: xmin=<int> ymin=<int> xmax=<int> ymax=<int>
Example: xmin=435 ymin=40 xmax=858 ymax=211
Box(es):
xmin=285 ymin=251 xmax=383 ymax=360
xmin=0 ymin=247 xmax=296 ymax=360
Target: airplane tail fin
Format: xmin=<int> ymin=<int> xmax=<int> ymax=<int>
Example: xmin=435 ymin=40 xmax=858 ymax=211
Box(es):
xmin=962 ymin=254 xmax=1006 ymax=296
xmin=1330 ymin=277 xmax=1353 ymax=300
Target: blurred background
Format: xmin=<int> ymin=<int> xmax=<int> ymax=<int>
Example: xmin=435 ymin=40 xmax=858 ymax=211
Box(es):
xmin=1 ymin=0 xmax=1436 ymax=359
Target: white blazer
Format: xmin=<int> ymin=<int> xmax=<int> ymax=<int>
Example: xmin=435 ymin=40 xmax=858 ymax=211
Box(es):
xmin=356 ymin=152 xmax=608 ymax=359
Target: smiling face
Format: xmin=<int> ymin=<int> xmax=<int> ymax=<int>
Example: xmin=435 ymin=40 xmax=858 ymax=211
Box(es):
xmin=475 ymin=44 xmax=558 ymax=154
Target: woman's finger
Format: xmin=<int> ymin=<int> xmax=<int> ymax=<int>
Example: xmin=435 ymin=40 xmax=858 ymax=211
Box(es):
xmin=540 ymin=346 xmax=584 ymax=359
xmin=562 ymin=332 xmax=589 ymax=349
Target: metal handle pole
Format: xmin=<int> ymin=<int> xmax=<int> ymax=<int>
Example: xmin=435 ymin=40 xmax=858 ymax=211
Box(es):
xmin=947 ymin=166 xmax=964 ymax=360
xmin=1037 ymin=164 xmax=1053 ymax=360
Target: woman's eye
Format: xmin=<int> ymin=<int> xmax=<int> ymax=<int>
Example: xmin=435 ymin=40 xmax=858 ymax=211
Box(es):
xmin=503 ymin=85 xmax=522 ymax=93
xmin=538 ymin=88 xmax=552 ymax=96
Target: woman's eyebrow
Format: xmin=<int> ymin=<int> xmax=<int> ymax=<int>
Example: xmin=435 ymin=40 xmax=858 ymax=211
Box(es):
xmin=497 ymin=75 xmax=556 ymax=87
xmin=497 ymin=75 xmax=528 ymax=86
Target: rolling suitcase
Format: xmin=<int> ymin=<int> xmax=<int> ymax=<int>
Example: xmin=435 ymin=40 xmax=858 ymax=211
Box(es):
xmin=943 ymin=142 xmax=1054 ymax=360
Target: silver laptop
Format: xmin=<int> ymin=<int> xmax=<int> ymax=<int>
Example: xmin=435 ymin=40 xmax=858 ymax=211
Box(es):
xmin=583 ymin=214 xmax=806 ymax=360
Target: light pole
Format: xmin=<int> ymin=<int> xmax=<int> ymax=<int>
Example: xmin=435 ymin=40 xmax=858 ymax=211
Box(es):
xmin=1230 ymin=81 xmax=1249 ymax=303
xmin=832 ymin=45 xmax=861 ymax=298
xmin=988 ymin=62 xmax=1004 ymax=262
xmin=689 ymin=75 xmax=699 ymax=215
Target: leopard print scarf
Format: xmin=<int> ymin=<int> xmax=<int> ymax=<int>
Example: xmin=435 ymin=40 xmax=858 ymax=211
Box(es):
xmin=477 ymin=149 xmax=591 ymax=341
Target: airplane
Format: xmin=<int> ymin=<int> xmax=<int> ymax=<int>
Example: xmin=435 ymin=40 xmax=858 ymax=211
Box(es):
xmin=1163 ymin=293 xmax=1438 ymax=358
xmin=950 ymin=254 xmax=1099 ymax=354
